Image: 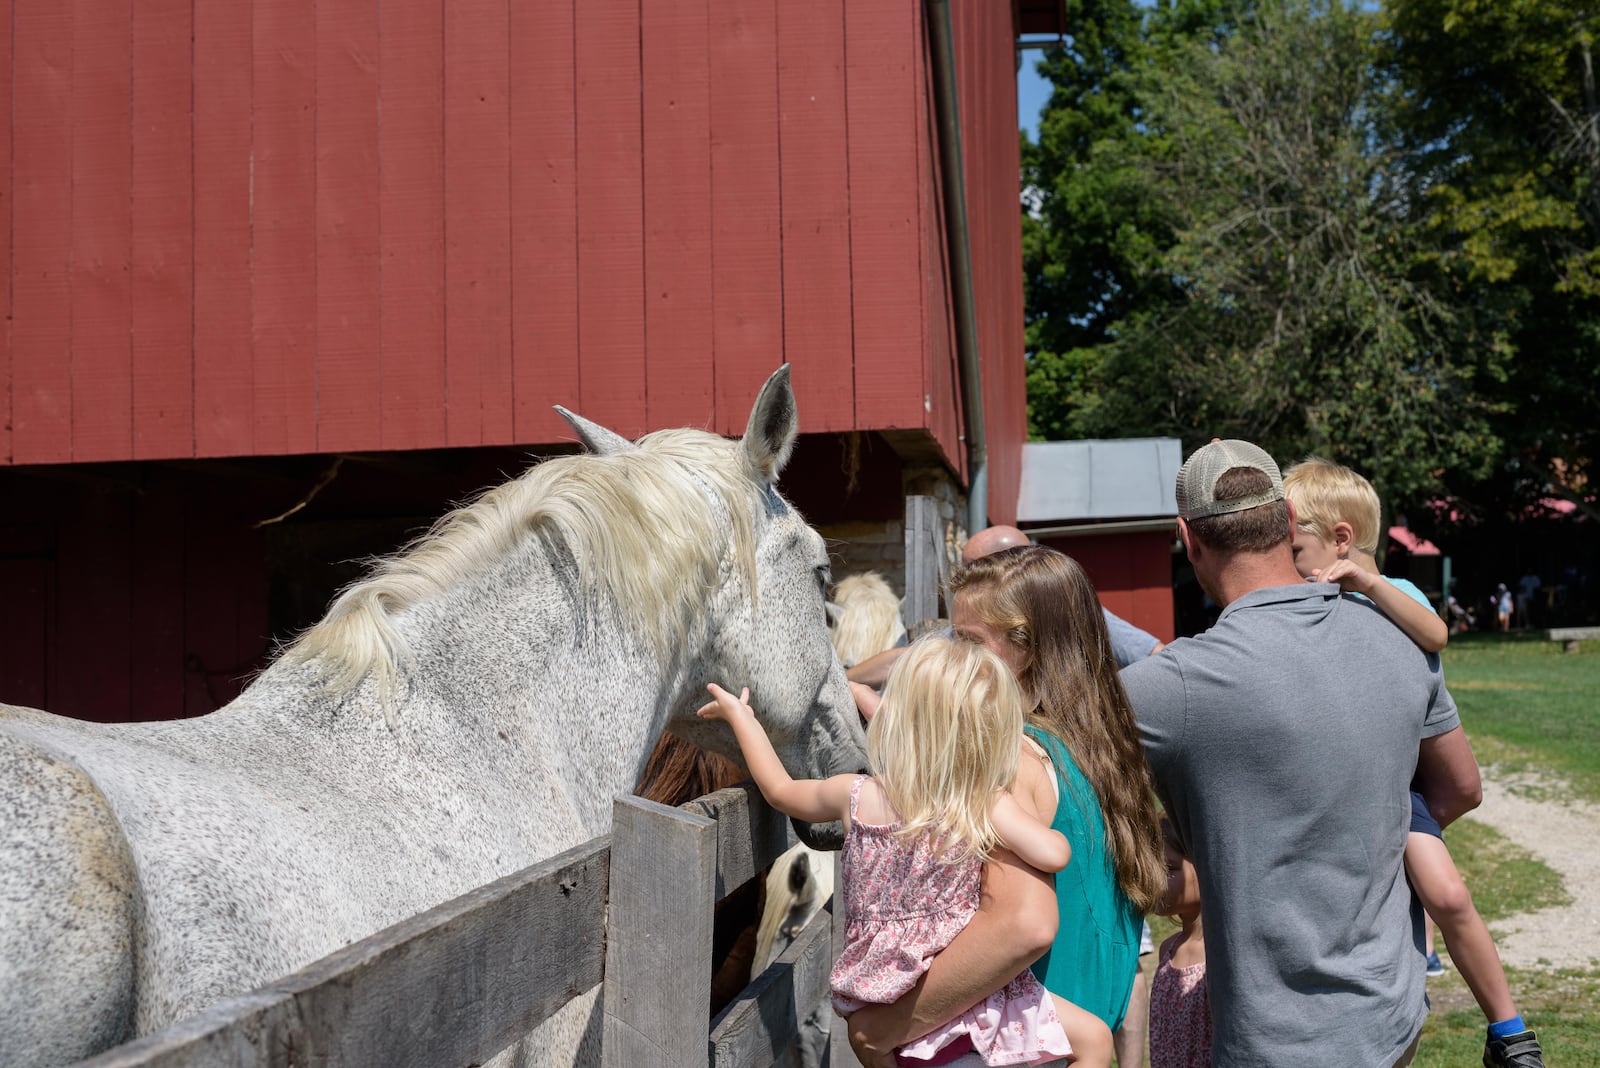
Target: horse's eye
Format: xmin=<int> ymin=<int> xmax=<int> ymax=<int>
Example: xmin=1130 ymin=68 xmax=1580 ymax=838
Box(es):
xmin=814 ymin=565 xmax=830 ymax=596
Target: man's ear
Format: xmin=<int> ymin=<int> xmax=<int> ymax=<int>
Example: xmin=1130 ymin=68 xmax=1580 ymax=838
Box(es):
xmin=1177 ymin=517 xmax=1197 ymax=561
xmin=1284 ymin=499 xmax=1299 ymax=543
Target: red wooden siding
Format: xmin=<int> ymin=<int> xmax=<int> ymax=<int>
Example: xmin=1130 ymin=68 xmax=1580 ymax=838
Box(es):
xmin=131 ymin=0 xmax=195 ymax=459
xmin=444 ymin=0 xmax=514 ymax=447
xmin=0 ymin=0 xmax=11 ymax=465
xmin=12 ymin=0 xmax=74 ymax=464
xmin=380 ymin=0 xmax=447 ymax=449
xmin=641 ymin=0 xmax=714 ymax=431
xmin=1040 ymin=530 xmax=1177 ymax=643
xmin=315 ymin=0 xmax=382 ymax=453
xmin=846 ymin=0 xmax=925 ymax=433
xmin=192 ymin=0 xmax=254 ymax=456
xmin=777 ymin=0 xmax=854 ymax=434
xmin=3 ymin=0 xmax=1029 ymax=496
xmin=951 ymin=0 xmax=1028 ymax=526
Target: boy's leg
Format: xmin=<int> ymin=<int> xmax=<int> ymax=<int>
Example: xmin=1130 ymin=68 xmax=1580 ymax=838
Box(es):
xmin=1404 ymin=831 xmax=1518 ymax=1022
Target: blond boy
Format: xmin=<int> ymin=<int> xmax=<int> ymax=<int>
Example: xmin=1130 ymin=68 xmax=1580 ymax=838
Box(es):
xmin=1284 ymin=458 xmax=1544 ymax=1068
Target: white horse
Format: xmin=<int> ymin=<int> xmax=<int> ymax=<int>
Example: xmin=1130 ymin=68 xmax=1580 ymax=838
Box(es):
xmin=0 ymin=366 xmax=868 ymax=1068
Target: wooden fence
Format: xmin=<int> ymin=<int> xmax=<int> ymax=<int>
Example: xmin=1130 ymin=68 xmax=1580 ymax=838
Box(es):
xmin=74 ymin=783 xmax=837 ymax=1068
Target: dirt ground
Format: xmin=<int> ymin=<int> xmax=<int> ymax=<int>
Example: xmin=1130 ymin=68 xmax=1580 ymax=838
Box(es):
xmin=1464 ymin=765 xmax=1600 ymax=970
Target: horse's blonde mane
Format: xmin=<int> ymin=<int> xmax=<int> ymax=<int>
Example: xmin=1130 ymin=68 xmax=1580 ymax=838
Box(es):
xmin=287 ymin=428 xmax=760 ymax=711
xmin=829 ymin=572 xmax=906 ymax=668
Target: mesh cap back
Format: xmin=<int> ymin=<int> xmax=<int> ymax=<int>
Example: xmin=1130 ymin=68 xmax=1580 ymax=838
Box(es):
xmin=1175 ymin=439 xmax=1285 ymax=520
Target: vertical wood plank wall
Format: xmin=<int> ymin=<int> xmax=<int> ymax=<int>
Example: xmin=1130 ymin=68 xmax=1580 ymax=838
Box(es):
xmin=2 ymin=0 xmax=1026 ymax=474
xmin=1042 ymin=530 xmax=1178 ymax=644
xmin=950 ymin=0 xmax=1027 ymax=526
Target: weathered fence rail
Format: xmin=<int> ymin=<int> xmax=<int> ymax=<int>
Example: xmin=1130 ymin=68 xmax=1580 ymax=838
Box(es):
xmin=73 ymin=783 xmax=836 ymax=1068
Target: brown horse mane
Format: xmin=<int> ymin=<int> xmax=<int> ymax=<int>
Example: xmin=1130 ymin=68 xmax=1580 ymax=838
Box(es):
xmin=634 ymin=733 xmax=748 ymax=805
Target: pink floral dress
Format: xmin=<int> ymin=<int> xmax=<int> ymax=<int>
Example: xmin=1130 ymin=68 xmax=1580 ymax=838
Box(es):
xmin=830 ymin=777 xmax=1072 ymax=1067
xmin=1149 ymin=936 xmax=1211 ymax=1068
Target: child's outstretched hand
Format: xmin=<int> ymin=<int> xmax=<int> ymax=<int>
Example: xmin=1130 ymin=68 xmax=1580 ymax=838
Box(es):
xmin=1312 ymin=558 xmax=1377 ymax=595
xmin=697 ymin=683 xmax=755 ymax=724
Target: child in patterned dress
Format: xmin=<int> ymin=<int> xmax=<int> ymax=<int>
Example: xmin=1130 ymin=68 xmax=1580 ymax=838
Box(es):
xmin=699 ymin=635 xmax=1111 ymax=1067
xmin=1149 ymin=816 xmax=1210 ymax=1068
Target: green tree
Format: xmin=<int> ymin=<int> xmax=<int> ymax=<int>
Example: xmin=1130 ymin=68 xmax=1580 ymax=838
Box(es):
xmin=1021 ymin=0 xmax=1240 ymax=440
xmin=1384 ymin=0 xmax=1600 ymax=521
xmin=1072 ymin=1 xmax=1502 ymax=509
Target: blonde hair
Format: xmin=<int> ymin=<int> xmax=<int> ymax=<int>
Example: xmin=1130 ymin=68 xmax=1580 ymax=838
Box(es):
xmin=866 ymin=636 xmax=1026 ymax=864
xmin=1282 ymin=456 xmax=1382 ymax=554
xmin=828 ymin=572 xmax=906 ymax=668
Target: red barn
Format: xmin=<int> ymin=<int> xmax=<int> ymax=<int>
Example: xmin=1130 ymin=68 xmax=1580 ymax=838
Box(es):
xmin=1 ymin=0 xmax=1059 ymax=722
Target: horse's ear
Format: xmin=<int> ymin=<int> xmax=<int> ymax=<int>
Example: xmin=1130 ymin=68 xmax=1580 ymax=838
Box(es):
xmin=554 ymin=406 xmax=637 ymax=455
xmin=742 ymin=364 xmax=797 ymax=482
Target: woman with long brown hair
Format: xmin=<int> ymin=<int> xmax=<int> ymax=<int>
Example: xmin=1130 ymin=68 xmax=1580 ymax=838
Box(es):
xmin=847 ymin=544 xmax=1165 ymax=1065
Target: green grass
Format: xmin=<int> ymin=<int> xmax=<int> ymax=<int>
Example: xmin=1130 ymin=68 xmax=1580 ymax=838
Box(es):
xmin=1414 ymin=965 xmax=1600 ymax=1067
xmin=1442 ymin=633 xmax=1600 ymax=803
xmin=1441 ymin=817 xmax=1570 ymax=922
xmin=1416 ymin=637 xmax=1598 ymax=1062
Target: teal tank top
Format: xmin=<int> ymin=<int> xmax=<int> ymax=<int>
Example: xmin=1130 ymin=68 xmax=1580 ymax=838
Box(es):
xmin=1024 ymin=725 xmax=1142 ymax=1031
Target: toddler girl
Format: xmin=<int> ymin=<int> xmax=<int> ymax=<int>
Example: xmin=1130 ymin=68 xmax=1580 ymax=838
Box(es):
xmin=1149 ymin=817 xmax=1209 ymax=1068
xmin=699 ymin=635 xmax=1110 ymax=1067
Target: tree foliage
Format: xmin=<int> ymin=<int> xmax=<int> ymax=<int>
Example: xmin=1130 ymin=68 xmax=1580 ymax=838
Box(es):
xmin=1023 ymin=0 xmax=1600 ymax=521
xmin=1383 ymin=0 xmax=1600 ymax=521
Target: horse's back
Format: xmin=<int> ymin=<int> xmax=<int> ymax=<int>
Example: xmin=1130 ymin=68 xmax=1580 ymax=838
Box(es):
xmin=0 ymin=712 xmax=138 ymax=1066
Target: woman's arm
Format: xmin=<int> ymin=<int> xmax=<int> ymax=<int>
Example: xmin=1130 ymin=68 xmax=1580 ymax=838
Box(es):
xmin=847 ymin=751 xmax=1059 ymax=1064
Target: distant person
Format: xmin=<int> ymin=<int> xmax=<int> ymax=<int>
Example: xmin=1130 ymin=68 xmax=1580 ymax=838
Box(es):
xmin=847 ymin=525 xmax=1165 ymax=690
xmin=1149 ymin=816 xmax=1209 ymax=1068
xmin=1284 ymin=457 xmax=1544 ymax=1068
xmin=700 ymin=637 xmax=1111 ymax=1067
xmin=963 ymin=525 xmax=1167 ymax=663
xmin=1516 ymin=572 xmax=1542 ymax=629
xmin=1122 ymin=439 xmax=1482 ymax=1065
xmin=1495 ymin=584 xmax=1513 ymax=632
xmin=1445 ymin=588 xmax=1476 ymax=634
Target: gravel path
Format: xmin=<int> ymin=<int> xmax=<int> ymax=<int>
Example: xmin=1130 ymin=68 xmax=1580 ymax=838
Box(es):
xmin=1463 ymin=766 xmax=1600 ymax=970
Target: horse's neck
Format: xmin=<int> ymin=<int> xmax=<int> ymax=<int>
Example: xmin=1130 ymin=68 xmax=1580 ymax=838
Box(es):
xmin=252 ymin=543 xmax=690 ymax=832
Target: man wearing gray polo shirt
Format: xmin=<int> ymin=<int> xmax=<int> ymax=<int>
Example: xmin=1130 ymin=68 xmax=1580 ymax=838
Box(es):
xmin=1120 ymin=440 xmax=1483 ymax=1067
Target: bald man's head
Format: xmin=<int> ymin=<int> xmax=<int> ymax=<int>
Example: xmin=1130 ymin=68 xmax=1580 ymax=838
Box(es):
xmin=960 ymin=524 xmax=1032 ymax=564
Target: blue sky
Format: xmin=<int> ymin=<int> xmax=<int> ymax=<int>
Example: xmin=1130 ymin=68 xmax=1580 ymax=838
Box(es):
xmin=1017 ymin=52 xmax=1053 ymax=141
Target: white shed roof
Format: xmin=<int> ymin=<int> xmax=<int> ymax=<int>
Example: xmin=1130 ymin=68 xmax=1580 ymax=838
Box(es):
xmin=1017 ymin=438 xmax=1182 ymax=523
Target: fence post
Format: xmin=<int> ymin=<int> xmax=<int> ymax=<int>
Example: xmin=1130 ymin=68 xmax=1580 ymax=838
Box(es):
xmin=603 ymin=795 xmax=718 ymax=1068
xmin=903 ymin=494 xmax=944 ymax=628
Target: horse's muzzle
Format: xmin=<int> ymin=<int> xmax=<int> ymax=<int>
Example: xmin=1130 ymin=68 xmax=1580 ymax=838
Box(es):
xmin=791 ymin=815 xmax=844 ymax=851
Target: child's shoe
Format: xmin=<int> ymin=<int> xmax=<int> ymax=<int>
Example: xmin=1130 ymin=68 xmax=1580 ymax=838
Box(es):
xmin=1483 ymin=1029 xmax=1545 ymax=1068
xmin=1424 ymin=951 xmax=1447 ymax=977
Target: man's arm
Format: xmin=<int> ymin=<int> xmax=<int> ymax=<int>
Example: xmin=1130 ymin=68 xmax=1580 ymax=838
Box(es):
xmin=1415 ymin=726 xmax=1482 ymax=829
xmin=1102 ymin=608 xmax=1161 ymax=667
xmin=845 ymin=646 xmax=908 ymax=690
